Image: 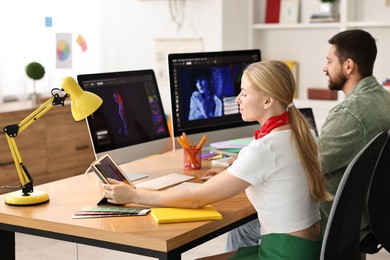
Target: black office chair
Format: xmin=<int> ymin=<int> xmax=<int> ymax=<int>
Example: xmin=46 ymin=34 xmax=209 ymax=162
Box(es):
xmin=366 ymin=129 xmax=390 ymax=254
xmin=320 ymin=131 xmax=389 ymax=260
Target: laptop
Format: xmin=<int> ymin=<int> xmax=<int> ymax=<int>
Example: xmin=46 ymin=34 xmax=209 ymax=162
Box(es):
xmin=299 ymin=107 xmax=318 ymax=136
xmin=77 ymin=69 xmax=173 ymax=166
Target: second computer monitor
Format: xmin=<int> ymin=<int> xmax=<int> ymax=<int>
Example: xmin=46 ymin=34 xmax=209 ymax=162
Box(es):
xmin=77 ymin=69 xmax=172 ymax=165
xmin=168 ymin=49 xmax=261 ymax=148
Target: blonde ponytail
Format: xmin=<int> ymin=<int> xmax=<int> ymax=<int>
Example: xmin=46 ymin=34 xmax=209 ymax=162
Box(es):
xmin=245 ymin=60 xmax=332 ymax=201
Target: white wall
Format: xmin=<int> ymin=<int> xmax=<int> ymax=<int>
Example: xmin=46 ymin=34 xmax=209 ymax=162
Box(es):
xmin=0 ymin=1 xmax=103 ymax=100
xmin=3 ymin=0 xmax=386 ymax=111
xmin=97 ymin=0 xmax=225 ymax=111
xmin=1 ymin=0 xmax=247 ymax=114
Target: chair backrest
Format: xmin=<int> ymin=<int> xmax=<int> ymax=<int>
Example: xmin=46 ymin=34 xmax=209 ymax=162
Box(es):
xmin=367 ymin=129 xmax=390 ymax=253
xmin=320 ymin=131 xmax=388 ymax=260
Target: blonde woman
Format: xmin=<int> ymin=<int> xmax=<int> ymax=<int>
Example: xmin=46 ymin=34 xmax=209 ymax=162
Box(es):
xmin=103 ymin=60 xmax=332 ymax=259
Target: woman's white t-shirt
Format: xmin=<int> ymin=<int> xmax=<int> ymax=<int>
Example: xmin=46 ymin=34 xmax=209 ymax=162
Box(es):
xmin=227 ymin=130 xmax=321 ymax=235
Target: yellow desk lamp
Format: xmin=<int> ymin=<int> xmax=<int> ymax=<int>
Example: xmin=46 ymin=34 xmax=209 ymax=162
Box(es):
xmin=3 ymin=77 xmax=103 ymax=206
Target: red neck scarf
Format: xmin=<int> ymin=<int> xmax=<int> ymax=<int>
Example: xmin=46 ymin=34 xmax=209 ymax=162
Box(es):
xmin=255 ymin=112 xmax=290 ymax=140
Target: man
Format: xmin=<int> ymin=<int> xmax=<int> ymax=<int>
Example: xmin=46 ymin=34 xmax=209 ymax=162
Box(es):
xmin=225 ymin=29 xmax=390 ymax=252
xmin=319 ymin=29 xmax=390 ymax=249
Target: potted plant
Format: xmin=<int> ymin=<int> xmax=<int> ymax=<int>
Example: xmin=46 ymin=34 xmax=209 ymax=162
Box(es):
xmin=26 ymin=62 xmax=45 ymax=105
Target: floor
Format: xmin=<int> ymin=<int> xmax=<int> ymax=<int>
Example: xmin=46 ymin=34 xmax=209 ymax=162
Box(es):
xmin=15 ymin=232 xmax=390 ymax=260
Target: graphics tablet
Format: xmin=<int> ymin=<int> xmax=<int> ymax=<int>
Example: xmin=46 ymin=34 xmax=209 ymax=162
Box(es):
xmin=91 ymin=154 xmax=136 ymax=188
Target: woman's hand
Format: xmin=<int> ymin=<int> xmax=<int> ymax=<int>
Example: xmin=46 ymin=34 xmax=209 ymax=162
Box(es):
xmin=103 ymin=178 xmax=135 ymax=205
xmin=226 ymin=155 xmax=238 ymax=165
xmin=202 ymin=168 xmax=221 ymax=177
xmin=202 ymin=155 xmax=238 ymax=178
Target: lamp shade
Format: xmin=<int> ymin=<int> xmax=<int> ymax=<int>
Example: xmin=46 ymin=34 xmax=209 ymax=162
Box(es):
xmin=61 ymin=77 xmax=103 ymax=121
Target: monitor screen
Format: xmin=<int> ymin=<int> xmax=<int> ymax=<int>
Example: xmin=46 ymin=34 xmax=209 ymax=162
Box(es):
xmin=168 ymin=49 xmax=261 ymax=148
xmin=298 ymin=107 xmax=318 ymax=136
xmin=77 ymin=69 xmax=172 ymax=165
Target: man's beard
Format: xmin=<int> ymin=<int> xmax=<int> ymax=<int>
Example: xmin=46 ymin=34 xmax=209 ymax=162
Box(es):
xmin=328 ymin=71 xmax=347 ymax=91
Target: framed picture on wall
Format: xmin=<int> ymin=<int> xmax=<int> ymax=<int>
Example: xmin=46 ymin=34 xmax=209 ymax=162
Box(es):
xmin=279 ymin=0 xmax=300 ymax=24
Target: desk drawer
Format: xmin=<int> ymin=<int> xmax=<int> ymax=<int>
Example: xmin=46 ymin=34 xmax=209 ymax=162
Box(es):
xmin=46 ymin=110 xmax=94 ymax=181
xmin=47 ymin=136 xmax=94 ymax=180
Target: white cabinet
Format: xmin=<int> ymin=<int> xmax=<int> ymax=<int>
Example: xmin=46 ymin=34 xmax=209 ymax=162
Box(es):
xmin=249 ymin=0 xmax=390 ymax=100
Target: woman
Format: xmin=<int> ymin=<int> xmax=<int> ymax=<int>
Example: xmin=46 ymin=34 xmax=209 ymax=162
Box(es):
xmin=188 ymin=71 xmax=222 ymax=120
xmin=102 ymin=60 xmax=332 ymax=259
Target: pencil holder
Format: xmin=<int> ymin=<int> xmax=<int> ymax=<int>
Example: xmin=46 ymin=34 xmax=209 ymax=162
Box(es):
xmin=183 ymin=147 xmax=202 ymax=170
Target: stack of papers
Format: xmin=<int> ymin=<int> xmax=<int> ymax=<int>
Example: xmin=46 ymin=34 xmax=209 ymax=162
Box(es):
xmin=72 ymin=206 xmax=150 ymax=219
xmin=209 ymin=137 xmax=252 ymax=153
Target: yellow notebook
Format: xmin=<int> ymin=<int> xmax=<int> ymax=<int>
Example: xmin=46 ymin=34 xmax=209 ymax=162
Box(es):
xmin=150 ymin=205 xmax=222 ymax=224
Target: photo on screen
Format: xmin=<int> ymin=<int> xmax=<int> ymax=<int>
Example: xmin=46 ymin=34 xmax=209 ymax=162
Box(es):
xmin=78 ymin=70 xmax=172 ymax=164
xmin=169 ymin=49 xmax=261 ymax=138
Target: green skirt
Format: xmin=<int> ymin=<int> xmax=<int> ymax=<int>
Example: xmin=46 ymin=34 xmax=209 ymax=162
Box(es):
xmin=229 ymin=233 xmax=322 ymax=260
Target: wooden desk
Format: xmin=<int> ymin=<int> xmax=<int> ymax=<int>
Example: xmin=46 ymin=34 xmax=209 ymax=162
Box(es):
xmin=0 ymin=150 xmax=256 ymax=260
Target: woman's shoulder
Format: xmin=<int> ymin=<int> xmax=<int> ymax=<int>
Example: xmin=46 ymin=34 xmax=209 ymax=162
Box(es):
xmin=191 ymin=91 xmax=202 ymax=99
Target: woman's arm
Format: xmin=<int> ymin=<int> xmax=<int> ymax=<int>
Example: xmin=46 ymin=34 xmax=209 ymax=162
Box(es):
xmin=202 ymin=156 xmax=238 ymax=177
xmin=103 ymin=170 xmax=250 ymax=208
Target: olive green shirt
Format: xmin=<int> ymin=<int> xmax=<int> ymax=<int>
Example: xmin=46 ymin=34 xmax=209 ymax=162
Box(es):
xmin=319 ymin=76 xmax=390 ymax=239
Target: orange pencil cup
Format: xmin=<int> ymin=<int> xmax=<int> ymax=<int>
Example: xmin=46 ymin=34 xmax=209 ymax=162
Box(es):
xmin=183 ymin=147 xmax=202 ymax=170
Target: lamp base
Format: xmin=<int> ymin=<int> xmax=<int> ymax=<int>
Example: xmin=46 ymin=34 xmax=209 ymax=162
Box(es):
xmin=5 ymin=190 xmax=49 ymax=206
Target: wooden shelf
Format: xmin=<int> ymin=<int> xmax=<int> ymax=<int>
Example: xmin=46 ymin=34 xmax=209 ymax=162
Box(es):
xmin=253 ymin=21 xmax=390 ymax=30
xmin=253 ymin=22 xmax=341 ymax=30
xmin=346 ymin=21 xmax=390 ymax=28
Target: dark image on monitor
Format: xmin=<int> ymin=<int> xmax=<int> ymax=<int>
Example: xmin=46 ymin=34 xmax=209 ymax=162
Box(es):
xmin=77 ymin=70 xmax=172 ymax=164
xmin=168 ymin=50 xmax=261 ymax=143
xmin=180 ymin=66 xmax=242 ymax=121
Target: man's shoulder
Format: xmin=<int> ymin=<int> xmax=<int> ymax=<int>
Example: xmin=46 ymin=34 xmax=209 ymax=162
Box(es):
xmin=324 ymin=82 xmax=390 ymax=136
xmin=339 ymin=84 xmax=390 ymax=112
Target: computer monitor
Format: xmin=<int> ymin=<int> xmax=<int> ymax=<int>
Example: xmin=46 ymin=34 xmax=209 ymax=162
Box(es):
xmin=168 ymin=49 xmax=261 ymax=149
xmin=77 ymin=69 xmax=172 ymax=165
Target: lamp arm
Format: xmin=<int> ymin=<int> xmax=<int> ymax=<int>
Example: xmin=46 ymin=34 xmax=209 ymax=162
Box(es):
xmin=3 ymin=91 xmax=69 ymax=196
xmin=5 ymin=136 xmax=33 ymax=195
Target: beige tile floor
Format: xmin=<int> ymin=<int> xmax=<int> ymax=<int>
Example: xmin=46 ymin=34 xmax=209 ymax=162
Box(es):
xmin=15 ymin=232 xmax=390 ymax=260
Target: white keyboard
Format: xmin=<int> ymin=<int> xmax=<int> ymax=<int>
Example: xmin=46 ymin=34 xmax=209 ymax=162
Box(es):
xmin=135 ymin=173 xmax=195 ymax=190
